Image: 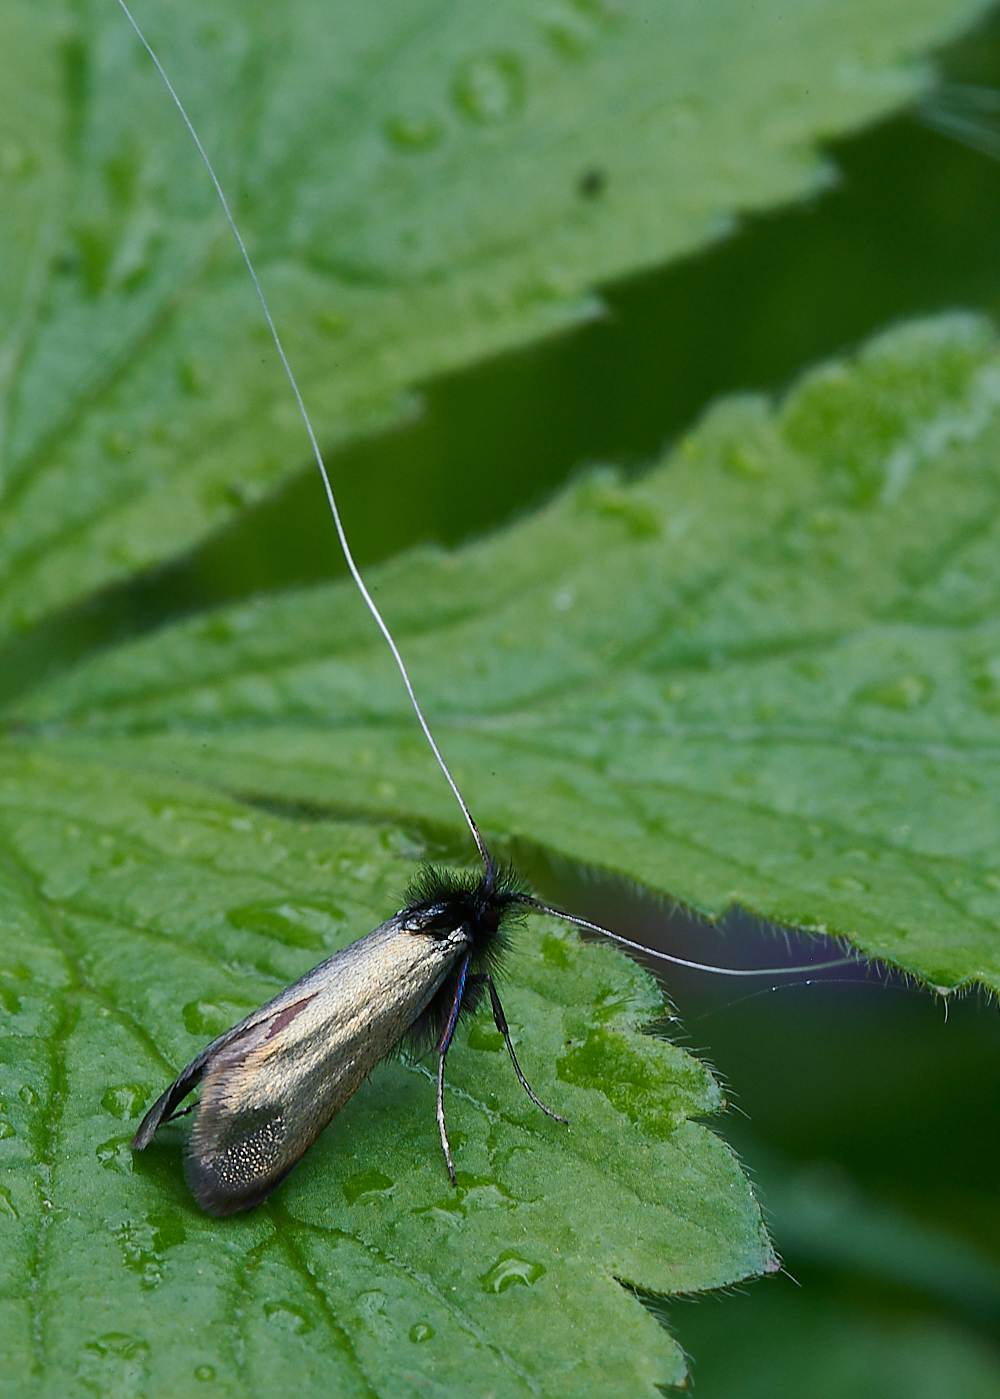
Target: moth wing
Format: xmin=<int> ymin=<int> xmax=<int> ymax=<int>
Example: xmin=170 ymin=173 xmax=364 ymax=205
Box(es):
xmin=130 ymin=983 xmax=326 ymax=1152
xmin=185 ymin=926 xmax=464 ymax=1214
xmin=183 ymin=993 xmax=334 ymax=1215
xmin=133 ymin=910 xmax=469 ymax=1214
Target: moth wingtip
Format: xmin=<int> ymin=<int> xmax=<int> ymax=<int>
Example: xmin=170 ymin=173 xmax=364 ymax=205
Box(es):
xmin=130 ymin=1122 xmax=154 ymax=1151
xmin=185 ymin=1169 xmax=273 ymax=1217
xmin=131 ymin=1093 xmax=173 ymax=1150
xmin=184 ymin=1139 xmax=282 ymax=1217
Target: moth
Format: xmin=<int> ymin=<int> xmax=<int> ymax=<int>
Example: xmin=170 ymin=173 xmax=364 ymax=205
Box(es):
xmin=123 ymin=0 xmax=847 ymax=1215
xmin=132 ymin=863 xmax=569 ymax=1215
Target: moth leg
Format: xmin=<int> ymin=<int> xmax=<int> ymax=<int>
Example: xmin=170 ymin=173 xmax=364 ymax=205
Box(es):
xmin=486 ymin=975 xmax=568 ymax=1124
xmin=436 ymin=1050 xmax=457 ymax=1186
xmin=164 ymin=1101 xmax=197 ymax=1125
xmin=435 ymin=953 xmax=472 ymax=1187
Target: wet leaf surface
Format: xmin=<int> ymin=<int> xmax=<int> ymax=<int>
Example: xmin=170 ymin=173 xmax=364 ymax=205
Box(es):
xmin=0 ymin=0 xmax=986 ymax=642
xmin=0 ymin=750 xmax=772 ymax=1394
xmin=21 ymin=314 xmax=1000 ymax=991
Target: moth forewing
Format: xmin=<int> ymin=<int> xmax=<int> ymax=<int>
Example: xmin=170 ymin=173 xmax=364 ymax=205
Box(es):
xmin=133 ymin=912 xmax=472 ymax=1216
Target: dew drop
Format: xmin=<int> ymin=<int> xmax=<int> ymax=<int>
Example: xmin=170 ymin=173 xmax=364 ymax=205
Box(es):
xmin=114 ymin=1210 xmax=185 ymax=1289
xmin=829 ymin=875 xmax=868 ymax=893
xmin=227 ymin=901 xmax=344 ymax=951
xmin=467 ymin=1021 xmax=504 ymax=1052
xmin=452 ymin=53 xmax=525 ymax=124
xmin=343 ymin=1168 xmax=395 ymax=1205
xmin=0 ymin=1185 xmax=18 ymax=1218
xmin=854 ymin=673 xmax=931 ymax=711
xmin=82 ymin=1333 xmax=150 ymax=1363
xmin=96 ymin=1136 xmax=134 ymax=1175
xmin=194 ymin=1365 xmax=216 ymax=1382
xmin=409 ymin=1323 xmax=434 ymax=1343
xmin=264 ymin=1300 xmax=314 ymax=1334
xmin=102 ymin=1084 xmax=149 ymax=1120
xmin=18 ymin=1085 xmax=38 ymax=1106
xmin=182 ymin=1000 xmax=251 ymax=1037
xmin=384 ymin=114 xmax=443 ymax=151
xmin=315 ymin=310 xmax=350 ymax=337
xmin=480 ymin=1254 xmax=546 ymax=1293
xmin=0 ymin=1120 xmax=14 ymax=1140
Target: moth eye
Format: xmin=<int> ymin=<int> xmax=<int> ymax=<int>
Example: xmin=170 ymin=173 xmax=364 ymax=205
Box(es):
xmin=481 ymin=908 xmax=501 ymax=934
xmin=403 ymin=906 xmax=463 ymax=938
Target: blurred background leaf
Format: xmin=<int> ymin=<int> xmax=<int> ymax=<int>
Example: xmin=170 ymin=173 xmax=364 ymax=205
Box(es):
xmin=18 ymin=312 xmax=1000 ymax=992
xmin=0 ymin=0 xmax=988 ymax=647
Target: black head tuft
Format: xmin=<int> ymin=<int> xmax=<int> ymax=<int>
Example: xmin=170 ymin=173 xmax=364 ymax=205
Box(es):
xmin=402 ymin=859 xmax=528 ymax=1055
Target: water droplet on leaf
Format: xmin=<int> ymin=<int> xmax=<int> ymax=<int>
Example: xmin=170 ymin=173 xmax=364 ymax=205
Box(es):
xmin=384 ymin=114 xmax=443 ymax=151
xmin=264 ymin=1301 xmax=314 ymax=1333
xmin=467 ymin=1021 xmax=504 ymax=1052
xmin=452 ymin=54 xmax=525 ymax=124
xmin=96 ymin=1137 xmax=134 ymax=1174
xmin=480 ymin=1254 xmax=546 ymax=1293
xmin=854 ymin=673 xmax=931 ymax=710
xmin=343 ymin=1168 xmax=394 ymax=1205
xmin=182 ymin=1000 xmax=252 ymax=1037
xmin=227 ymin=901 xmax=344 ymax=951
xmin=102 ymin=1085 xmax=149 ymax=1120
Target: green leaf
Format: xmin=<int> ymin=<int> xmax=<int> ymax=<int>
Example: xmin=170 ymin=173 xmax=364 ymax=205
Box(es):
xmin=0 ymin=0 xmax=988 ymax=643
xmin=19 ymin=312 xmax=1000 ymax=992
xmin=0 ymin=748 xmax=773 ymax=1395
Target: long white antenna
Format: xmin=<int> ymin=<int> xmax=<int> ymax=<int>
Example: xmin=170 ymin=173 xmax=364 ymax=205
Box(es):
xmin=116 ymin=0 xmax=490 ymax=868
xmin=519 ymin=896 xmax=857 ymax=976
